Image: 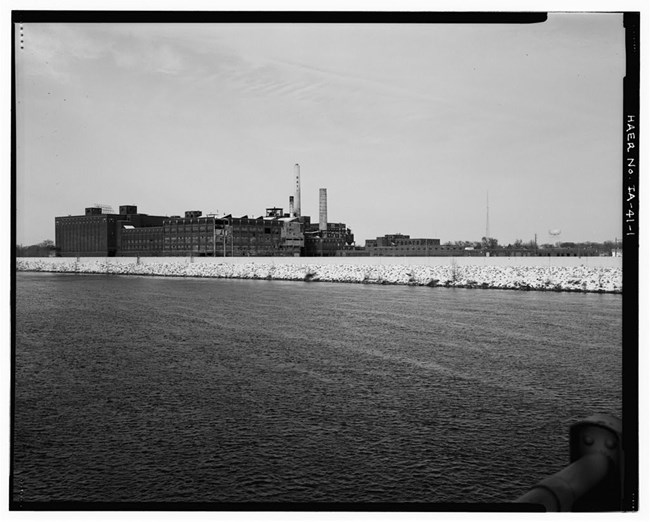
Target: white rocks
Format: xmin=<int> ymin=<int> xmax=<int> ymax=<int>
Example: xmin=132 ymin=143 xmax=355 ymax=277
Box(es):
xmin=16 ymin=258 xmax=622 ymax=293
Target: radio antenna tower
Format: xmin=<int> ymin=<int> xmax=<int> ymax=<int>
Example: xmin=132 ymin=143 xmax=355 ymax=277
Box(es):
xmin=485 ymin=191 xmax=490 ymax=239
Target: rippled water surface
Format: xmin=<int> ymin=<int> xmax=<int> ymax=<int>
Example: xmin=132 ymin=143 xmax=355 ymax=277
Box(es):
xmin=13 ymin=272 xmax=622 ymax=504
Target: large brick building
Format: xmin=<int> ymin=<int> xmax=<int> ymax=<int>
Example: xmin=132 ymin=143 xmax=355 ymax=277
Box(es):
xmin=55 ymin=208 xmax=119 ymax=257
xmin=54 ymin=205 xmax=321 ymax=257
xmin=364 ymin=234 xmax=442 ymax=256
xmin=304 ymin=221 xmax=355 ymax=256
xmin=55 ymin=206 xmax=167 ymax=257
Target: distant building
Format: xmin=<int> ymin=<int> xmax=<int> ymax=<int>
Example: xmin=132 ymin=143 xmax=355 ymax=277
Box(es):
xmin=227 ymin=214 xmax=294 ymax=257
xmin=364 ymin=234 xmax=441 ymax=256
xmin=279 ymin=218 xmax=304 ymax=252
xmin=53 ymin=165 xmax=357 ymax=257
xmin=55 ymin=205 xmax=166 ymax=257
xmin=159 ymin=213 xmax=304 ymax=257
xmin=161 ymin=214 xmax=226 ymax=256
xmin=119 ymin=226 xmax=164 ymax=256
xmin=303 ymin=220 xmax=354 ymax=256
xmin=55 ymin=205 xmax=345 ymax=257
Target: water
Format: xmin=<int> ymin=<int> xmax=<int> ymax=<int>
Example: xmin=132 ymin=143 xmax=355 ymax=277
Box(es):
xmin=13 ymin=272 xmax=622 ymax=505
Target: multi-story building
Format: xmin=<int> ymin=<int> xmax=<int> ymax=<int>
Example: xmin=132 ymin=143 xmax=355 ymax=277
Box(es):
xmin=364 ymin=234 xmax=442 ymax=256
xmin=53 ymin=163 xmax=361 ymax=257
xmin=279 ymin=218 xmax=304 ymax=253
xmin=162 ymin=212 xmax=228 ymax=256
xmin=115 ymin=205 xmax=168 ymax=256
xmin=118 ymin=226 xmax=164 ymax=256
xmin=227 ymin=215 xmax=283 ymax=257
xmin=304 ymin=221 xmax=355 ymax=256
xmin=55 ymin=208 xmax=119 ymax=257
xmin=55 ymin=205 xmax=313 ymax=257
xmin=55 ymin=205 xmax=166 ymax=257
xmin=158 ymin=210 xmax=305 ymax=257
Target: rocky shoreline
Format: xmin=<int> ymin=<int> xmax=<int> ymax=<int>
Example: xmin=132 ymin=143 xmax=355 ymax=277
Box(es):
xmin=16 ymin=258 xmax=622 ymax=293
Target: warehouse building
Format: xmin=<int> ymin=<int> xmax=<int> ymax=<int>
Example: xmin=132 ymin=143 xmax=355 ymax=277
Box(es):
xmin=304 ymin=222 xmax=355 ymax=256
xmin=119 ymin=225 xmax=164 ymax=256
xmin=162 ymin=212 xmax=229 ymax=256
xmin=53 ymin=165 xmax=355 ymax=257
xmin=55 ymin=205 xmax=166 ymax=257
xmin=364 ymin=234 xmax=442 ymax=256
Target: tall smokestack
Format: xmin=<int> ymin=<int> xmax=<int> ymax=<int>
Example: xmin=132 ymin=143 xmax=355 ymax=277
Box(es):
xmin=294 ymin=164 xmax=301 ymax=217
xmin=289 ymin=196 xmax=294 ymax=217
xmin=319 ymin=188 xmax=327 ymax=232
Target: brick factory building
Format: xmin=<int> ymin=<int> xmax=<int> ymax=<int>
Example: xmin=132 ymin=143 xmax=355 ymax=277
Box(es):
xmin=118 ymin=225 xmax=165 ymax=256
xmin=55 ymin=206 xmax=166 ymax=257
xmin=55 ymin=206 xmax=317 ymax=257
xmin=364 ymin=234 xmax=442 ymax=256
xmin=162 ymin=212 xmax=227 ymax=256
xmin=304 ymin=221 xmax=355 ymax=256
xmin=53 ymin=165 xmax=360 ymax=257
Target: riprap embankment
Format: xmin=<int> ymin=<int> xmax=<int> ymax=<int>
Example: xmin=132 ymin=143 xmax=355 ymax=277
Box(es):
xmin=17 ymin=258 xmax=622 ymax=293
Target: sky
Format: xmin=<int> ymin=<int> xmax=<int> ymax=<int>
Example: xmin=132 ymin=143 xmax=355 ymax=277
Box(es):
xmin=14 ymin=13 xmax=626 ymax=247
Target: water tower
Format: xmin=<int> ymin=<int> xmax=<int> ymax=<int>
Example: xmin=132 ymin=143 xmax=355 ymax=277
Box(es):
xmin=548 ymin=229 xmax=562 ymax=246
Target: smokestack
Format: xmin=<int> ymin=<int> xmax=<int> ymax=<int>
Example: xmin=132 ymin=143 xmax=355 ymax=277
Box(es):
xmin=289 ymin=196 xmax=294 ymax=217
xmin=319 ymin=188 xmax=327 ymax=232
xmin=294 ymin=164 xmax=301 ymax=217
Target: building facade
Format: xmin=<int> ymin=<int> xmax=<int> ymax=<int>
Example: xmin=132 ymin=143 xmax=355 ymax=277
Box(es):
xmin=304 ymin=221 xmax=355 ymax=256
xmin=162 ymin=214 xmax=227 ymax=256
xmin=118 ymin=226 xmax=165 ymax=256
xmin=55 ymin=202 xmax=351 ymax=258
xmin=364 ymin=234 xmax=442 ymax=256
xmin=55 ymin=205 xmax=167 ymax=257
xmin=55 ymin=209 xmax=120 ymax=257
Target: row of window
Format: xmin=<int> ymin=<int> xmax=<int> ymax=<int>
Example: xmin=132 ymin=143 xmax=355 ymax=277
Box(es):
xmin=164 ymin=226 xmax=215 ymax=232
xmin=165 ymin=238 xmax=215 ymax=244
xmin=370 ymin=246 xmax=454 ymax=251
xmin=164 ymin=219 xmax=225 ymax=225
xmin=56 ymin=219 xmax=111 ymax=225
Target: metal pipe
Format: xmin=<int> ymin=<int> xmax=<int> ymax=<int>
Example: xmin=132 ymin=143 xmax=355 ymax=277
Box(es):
xmin=515 ymin=453 xmax=612 ymax=511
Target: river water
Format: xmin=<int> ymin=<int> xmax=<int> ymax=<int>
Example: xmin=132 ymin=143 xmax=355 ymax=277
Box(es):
xmin=13 ymin=272 xmax=622 ymax=505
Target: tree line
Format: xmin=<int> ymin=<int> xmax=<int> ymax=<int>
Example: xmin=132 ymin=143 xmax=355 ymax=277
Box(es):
xmin=443 ymin=238 xmax=621 ymax=254
xmin=15 ymin=240 xmax=58 ymax=257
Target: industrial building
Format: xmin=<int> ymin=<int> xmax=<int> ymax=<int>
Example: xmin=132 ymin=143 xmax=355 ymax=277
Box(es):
xmin=301 ymin=188 xmax=355 ymax=256
xmin=56 ymin=206 xmax=312 ymax=257
xmin=54 ymin=165 xmax=354 ymax=257
xmin=55 ymin=205 xmax=167 ymax=257
xmin=364 ymin=234 xmax=442 ymax=256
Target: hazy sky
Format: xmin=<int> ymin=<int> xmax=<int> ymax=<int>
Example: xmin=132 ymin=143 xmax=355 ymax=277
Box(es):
xmin=15 ymin=13 xmax=625 ymax=246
